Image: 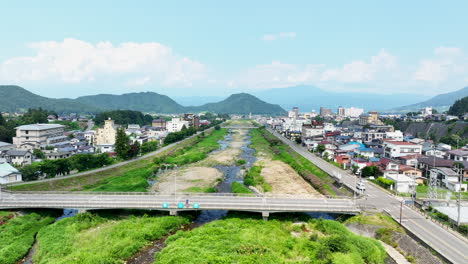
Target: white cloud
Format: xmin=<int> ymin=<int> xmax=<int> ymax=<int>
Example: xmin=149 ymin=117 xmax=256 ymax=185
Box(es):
xmin=0 ymin=38 xmax=206 ymax=87
xmin=262 ymin=32 xmax=296 ymax=41
xmin=413 ymin=46 xmax=467 ymax=83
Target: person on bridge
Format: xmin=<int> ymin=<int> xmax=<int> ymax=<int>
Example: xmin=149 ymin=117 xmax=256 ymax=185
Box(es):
xmin=185 ymin=199 xmax=189 ymax=208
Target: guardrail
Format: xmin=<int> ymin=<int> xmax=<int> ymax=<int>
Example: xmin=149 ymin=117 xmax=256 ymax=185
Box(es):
xmin=4 ymin=191 xmax=353 ymax=200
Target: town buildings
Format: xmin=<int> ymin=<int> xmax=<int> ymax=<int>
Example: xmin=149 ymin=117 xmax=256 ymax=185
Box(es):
xmin=13 ymin=124 xmax=66 ymax=150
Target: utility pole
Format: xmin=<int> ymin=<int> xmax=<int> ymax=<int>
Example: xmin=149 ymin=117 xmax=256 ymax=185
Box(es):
xmin=456 ymin=167 xmax=462 ymax=227
xmin=400 ymin=199 xmax=404 ymax=224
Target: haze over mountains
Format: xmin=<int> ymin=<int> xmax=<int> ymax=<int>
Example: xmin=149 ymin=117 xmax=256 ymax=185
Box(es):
xmin=0 ymin=86 xmax=285 ymax=115
xmin=1 ymin=85 xmax=466 ymax=115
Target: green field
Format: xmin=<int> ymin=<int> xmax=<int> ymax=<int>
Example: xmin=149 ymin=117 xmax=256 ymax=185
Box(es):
xmin=0 ymin=211 xmax=56 ymax=264
xmin=231 ymin=181 xmax=252 ymax=193
xmin=33 ymin=213 xmax=188 ymax=264
xmin=155 ymin=216 xmax=386 ymax=264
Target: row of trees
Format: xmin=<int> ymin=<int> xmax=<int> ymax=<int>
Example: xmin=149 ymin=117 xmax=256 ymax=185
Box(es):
xmin=447 ymin=96 xmax=468 ymax=117
xmin=94 ymin=110 xmax=153 ymax=126
xmin=20 ymin=153 xmax=113 ymax=181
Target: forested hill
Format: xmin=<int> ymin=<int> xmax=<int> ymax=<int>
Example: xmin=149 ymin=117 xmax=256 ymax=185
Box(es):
xmin=0 ymin=85 xmax=100 ymax=113
xmin=187 ymin=93 xmax=286 ymax=115
xmin=0 ymin=86 xmax=285 ymax=115
xmin=75 ymin=92 xmax=186 ymax=113
xmin=391 ymin=86 xmax=468 ymax=112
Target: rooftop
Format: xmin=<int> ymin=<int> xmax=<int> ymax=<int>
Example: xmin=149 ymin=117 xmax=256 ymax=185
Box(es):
xmin=385 ymin=141 xmax=417 ymax=146
xmin=447 ymin=149 xmax=468 ymax=156
xmin=0 ymin=162 xmax=20 ymax=177
xmin=16 ymin=124 xmax=65 ymax=131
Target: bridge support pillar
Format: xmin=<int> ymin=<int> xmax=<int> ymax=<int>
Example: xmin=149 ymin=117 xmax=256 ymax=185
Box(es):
xmin=262 ymin=212 xmax=269 ymax=221
xmin=77 ymin=209 xmax=87 ymax=214
xmin=169 ymin=210 xmax=178 ymax=216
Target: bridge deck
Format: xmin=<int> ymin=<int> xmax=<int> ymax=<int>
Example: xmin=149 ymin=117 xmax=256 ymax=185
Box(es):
xmin=0 ymin=192 xmax=360 ymax=214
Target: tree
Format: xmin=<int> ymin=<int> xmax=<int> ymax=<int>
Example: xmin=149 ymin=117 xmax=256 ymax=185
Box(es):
xmin=0 ymin=114 xmax=5 ymax=126
xmin=295 ymin=137 xmax=302 ymax=144
xmin=115 ymin=128 xmax=130 ymax=160
xmin=33 ymin=149 xmax=45 ymax=159
xmin=19 ymin=163 xmax=41 ymax=181
xmin=316 ymin=144 xmax=326 ymax=154
xmin=361 ymin=165 xmax=381 ymax=177
xmin=128 ymin=141 xmax=141 ymax=158
xmin=351 ymin=165 xmax=359 ymax=174
xmin=448 ymin=96 xmax=468 ymax=117
xmin=141 ymin=141 xmax=158 ymax=153
xmin=214 ymin=125 xmax=221 ymax=130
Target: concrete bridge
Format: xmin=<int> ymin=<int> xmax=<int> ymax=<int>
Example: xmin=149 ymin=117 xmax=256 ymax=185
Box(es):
xmin=221 ymin=126 xmax=258 ymax=129
xmin=0 ymin=191 xmax=361 ymax=219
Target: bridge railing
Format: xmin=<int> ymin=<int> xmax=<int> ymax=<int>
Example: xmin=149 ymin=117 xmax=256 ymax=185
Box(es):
xmin=5 ymin=190 xmax=353 ymax=200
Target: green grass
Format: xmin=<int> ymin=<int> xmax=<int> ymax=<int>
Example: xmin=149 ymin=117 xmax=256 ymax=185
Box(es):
xmin=155 ymin=217 xmax=386 ymax=264
xmin=244 ymin=165 xmax=272 ymax=192
xmin=0 ymin=212 xmax=56 ymax=264
xmin=33 ymin=213 xmax=188 ymax=264
xmin=183 ymin=186 xmax=217 ymax=193
xmin=9 ymin=128 xmax=220 ymax=192
xmin=344 ymin=213 xmax=403 ymax=232
xmin=163 ymin=129 xmax=227 ymax=166
xmin=231 ymin=182 xmax=252 ymax=193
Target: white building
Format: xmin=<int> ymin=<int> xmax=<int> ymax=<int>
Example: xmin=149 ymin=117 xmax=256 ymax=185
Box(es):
xmin=0 ymin=159 xmax=22 ymax=184
xmin=385 ymin=173 xmax=414 ymax=193
xmin=344 ymin=107 xmax=364 ymax=118
xmin=384 ymin=141 xmax=422 ymax=158
xmin=13 ymin=124 xmax=66 ymax=150
xmin=420 ymin=107 xmax=433 ymax=117
xmin=166 ymin=118 xmax=190 ymax=133
xmin=385 ymin=130 xmax=403 ymax=141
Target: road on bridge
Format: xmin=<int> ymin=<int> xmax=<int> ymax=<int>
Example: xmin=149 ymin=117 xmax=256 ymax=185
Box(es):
xmin=0 ymin=192 xmax=360 ymax=215
xmin=267 ymin=127 xmax=468 ymax=264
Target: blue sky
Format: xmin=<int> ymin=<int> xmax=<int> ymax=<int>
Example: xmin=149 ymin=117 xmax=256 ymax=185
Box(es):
xmin=1 ymin=1 xmax=467 ymax=98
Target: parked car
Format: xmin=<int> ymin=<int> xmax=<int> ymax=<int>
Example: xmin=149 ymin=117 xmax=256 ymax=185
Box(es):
xmin=356 ymin=181 xmax=366 ymax=192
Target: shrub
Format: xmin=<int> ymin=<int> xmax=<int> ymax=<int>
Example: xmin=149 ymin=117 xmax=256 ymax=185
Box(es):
xmin=376 ymin=177 xmax=394 ymax=189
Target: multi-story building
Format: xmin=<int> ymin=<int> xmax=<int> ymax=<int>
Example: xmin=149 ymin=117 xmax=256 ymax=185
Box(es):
xmin=95 ymin=118 xmax=117 ymax=146
xmin=13 ymin=124 xmax=66 ymax=150
xmin=166 ymin=118 xmax=190 ymax=133
xmin=359 ymin=111 xmax=382 ymax=126
xmin=384 ymin=141 xmax=422 ymax=158
xmin=337 ymin=106 xmax=345 ymax=116
xmin=152 ymin=119 xmax=167 ymax=128
xmin=344 ymin=107 xmax=364 ymax=118
xmin=319 ymin=107 xmax=332 ymax=117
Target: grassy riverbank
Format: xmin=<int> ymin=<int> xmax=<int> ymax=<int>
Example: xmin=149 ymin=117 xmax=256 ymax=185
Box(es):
xmin=33 ymin=212 xmax=188 ymax=264
xmin=0 ymin=211 xmax=56 ymax=264
xmin=9 ymin=129 xmax=224 ymax=192
xmin=155 ymin=215 xmax=386 ymax=263
xmin=249 ymin=128 xmax=340 ymax=196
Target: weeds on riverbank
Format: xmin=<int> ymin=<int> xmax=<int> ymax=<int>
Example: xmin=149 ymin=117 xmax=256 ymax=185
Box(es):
xmin=249 ymin=128 xmax=337 ymax=195
xmin=244 ymin=165 xmax=272 ymax=192
xmin=155 ymin=217 xmax=386 ymax=264
xmin=33 ymin=213 xmax=188 ymax=264
xmin=0 ymin=211 xmax=56 ymax=264
xmin=231 ymin=182 xmax=252 ymax=193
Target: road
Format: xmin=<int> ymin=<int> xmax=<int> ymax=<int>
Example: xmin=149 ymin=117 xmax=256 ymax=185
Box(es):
xmin=6 ymin=128 xmax=213 ymax=187
xmin=267 ymin=127 xmax=468 ymax=264
xmin=0 ymin=192 xmax=360 ymax=215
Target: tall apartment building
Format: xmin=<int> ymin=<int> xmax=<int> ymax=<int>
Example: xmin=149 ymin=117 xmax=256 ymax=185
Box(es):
xmin=13 ymin=124 xmax=66 ymax=150
xmin=166 ymin=118 xmax=190 ymax=133
xmin=288 ymin=107 xmax=299 ymax=119
xmin=359 ymin=111 xmax=382 ymax=125
xmin=319 ymin=107 xmax=332 ymax=117
xmin=337 ymin=106 xmax=345 ymax=116
xmin=95 ymin=118 xmax=117 ymax=146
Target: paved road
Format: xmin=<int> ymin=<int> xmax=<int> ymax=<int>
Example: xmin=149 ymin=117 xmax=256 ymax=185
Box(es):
xmin=0 ymin=192 xmax=360 ymax=214
xmin=267 ymin=127 xmax=468 ymax=264
xmin=7 ymin=128 xmax=213 ymax=187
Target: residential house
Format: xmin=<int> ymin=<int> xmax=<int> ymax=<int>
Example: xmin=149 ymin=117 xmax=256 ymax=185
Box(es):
xmin=384 ymin=141 xmax=422 ymax=158
xmin=350 ymin=158 xmax=372 ymax=173
xmin=45 ymin=151 xmax=72 ymax=160
xmin=0 ymin=160 xmax=22 ymax=184
xmin=2 ymin=150 xmax=32 ymax=166
xmin=152 ymin=119 xmax=167 ymax=128
xmin=0 ymin=141 xmax=14 ymax=151
xmin=446 ymin=149 xmax=468 ymax=162
xmin=355 ymin=147 xmax=375 ymax=159
xmin=430 ymin=168 xmax=466 ymax=192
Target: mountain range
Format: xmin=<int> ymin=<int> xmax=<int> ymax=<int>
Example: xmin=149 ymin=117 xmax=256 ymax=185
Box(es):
xmin=390 ymin=86 xmax=468 ymax=112
xmin=249 ymin=85 xmax=432 ymax=112
xmin=0 ymin=86 xmax=285 ymax=115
